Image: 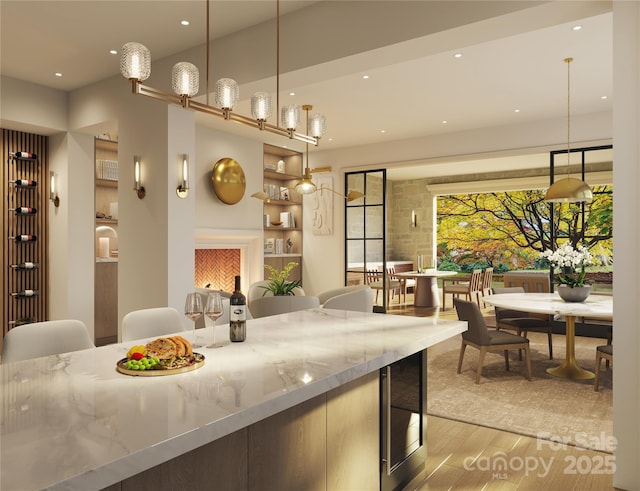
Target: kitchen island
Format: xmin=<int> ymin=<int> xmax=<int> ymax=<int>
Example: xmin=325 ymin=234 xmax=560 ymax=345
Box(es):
xmin=0 ymin=308 xmax=465 ymax=490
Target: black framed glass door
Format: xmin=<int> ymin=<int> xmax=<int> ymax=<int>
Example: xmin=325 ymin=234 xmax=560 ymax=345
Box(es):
xmin=345 ymin=169 xmax=389 ymax=312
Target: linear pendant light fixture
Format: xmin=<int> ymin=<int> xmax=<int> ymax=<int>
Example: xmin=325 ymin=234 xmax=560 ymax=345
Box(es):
xmin=119 ymin=0 xmax=325 ymax=146
xmin=544 ymin=57 xmax=593 ymax=203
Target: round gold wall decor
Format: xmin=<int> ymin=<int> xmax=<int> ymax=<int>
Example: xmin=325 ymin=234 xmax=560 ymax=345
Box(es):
xmin=211 ymin=158 xmax=246 ymax=204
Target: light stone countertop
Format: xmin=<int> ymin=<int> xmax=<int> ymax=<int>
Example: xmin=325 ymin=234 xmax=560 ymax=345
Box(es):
xmin=0 ymin=308 xmax=466 ymax=490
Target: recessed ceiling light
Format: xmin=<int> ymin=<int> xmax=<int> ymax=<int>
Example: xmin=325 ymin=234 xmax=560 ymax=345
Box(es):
xmin=601 ymin=95 xmax=608 ymax=100
xmin=109 ymin=49 xmax=118 ymax=55
xmin=442 ymin=120 xmax=448 ymax=124
xmin=181 ymin=20 xmax=190 ymax=26
xmin=328 ymin=138 xmax=333 ymax=142
xmin=514 ymin=109 xmax=521 ymax=113
xmin=362 ymin=75 xmax=369 ymax=79
xmin=55 ymin=72 xmax=63 ymax=77
xmin=289 ymin=92 xmax=295 ymax=96
xmin=572 ymin=25 xmax=583 ymax=31
xmin=454 ymin=53 xmax=462 ymax=58
xmin=380 ymin=130 xmax=386 ymax=134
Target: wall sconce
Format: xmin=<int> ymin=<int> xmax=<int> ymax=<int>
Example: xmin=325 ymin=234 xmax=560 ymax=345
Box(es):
xmin=49 ymin=171 xmax=60 ymax=207
xmin=133 ymin=155 xmax=146 ymax=199
xmin=176 ymin=153 xmax=189 ymax=198
xmin=411 ymin=209 xmax=417 ymax=227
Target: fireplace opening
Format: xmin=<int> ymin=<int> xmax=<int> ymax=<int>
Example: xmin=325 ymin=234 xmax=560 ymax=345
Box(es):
xmin=195 ymin=249 xmax=240 ymax=293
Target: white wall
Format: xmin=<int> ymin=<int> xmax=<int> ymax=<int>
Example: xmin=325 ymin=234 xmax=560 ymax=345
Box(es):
xmin=166 ymin=106 xmax=197 ymax=323
xmin=194 ymin=126 xmax=263 ymax=232
xmin=194 ymin=124 xmax=265 ymax=292
xmin=48 ymin=132 xmax=95 ymax=337
xmin=0 ymin=76 xmax=68 ymax=135
xmin=612 ymin=2 xmax=640 ymax=489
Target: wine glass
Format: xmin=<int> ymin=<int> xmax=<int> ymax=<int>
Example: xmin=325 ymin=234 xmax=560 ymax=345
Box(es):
xmin=205 ymin=292 xmax=224 ymax=348
xmin=184 ymin=292 xmax=203 ymax=348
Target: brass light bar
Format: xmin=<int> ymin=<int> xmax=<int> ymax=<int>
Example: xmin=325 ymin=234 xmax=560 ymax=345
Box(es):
xmin=130 ymin=79 xmax=319 ymax=146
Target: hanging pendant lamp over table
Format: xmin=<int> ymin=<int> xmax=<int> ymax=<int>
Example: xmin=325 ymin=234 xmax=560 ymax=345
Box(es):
xmin=544 ymin=57 xmax=593 ymax=203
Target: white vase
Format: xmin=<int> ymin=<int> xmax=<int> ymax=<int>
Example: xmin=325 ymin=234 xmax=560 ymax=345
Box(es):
xmin=557 ymin=284 xmax=591 ymax=303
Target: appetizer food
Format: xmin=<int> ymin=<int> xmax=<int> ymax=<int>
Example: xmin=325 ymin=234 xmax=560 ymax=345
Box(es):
xmin=120 ymin=336 xmax=203 ymax=372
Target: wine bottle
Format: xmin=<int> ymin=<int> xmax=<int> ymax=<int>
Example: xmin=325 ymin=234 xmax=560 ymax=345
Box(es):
xmin=11 ymin=262 xmax=39 ymax=270
xmin=11 ymin=290 xmax=38 ymax=298
xmin=11 ymin=151 xmax=37 ymax=160
xmin=9 ymin=179 xmax=37 ymax=188
xmin=229 ymin=275 xmax=247 ymax=342
xmin=9 ymin=235 xmax=37 ymax=242
xmin=9 ymin=207 xmax=37 ymax=215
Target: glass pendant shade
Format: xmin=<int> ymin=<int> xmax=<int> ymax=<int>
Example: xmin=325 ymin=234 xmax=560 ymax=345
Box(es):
xmin=171 ymin=62 xmax=199 ymax=97
xmin=251 ymin=92 xmax=272 ymax=121
xmin=215 ymin=78 xmax=239 ymax=110
xmin=120 ymin=42 xmax=151 ymax=81
xmin=281 ymin=105 xmax=300 ymax=130
xmin=309 ymin=113 xmax=326 ymax=138
xmin=295 ymin=167 xmax=317 ymax=194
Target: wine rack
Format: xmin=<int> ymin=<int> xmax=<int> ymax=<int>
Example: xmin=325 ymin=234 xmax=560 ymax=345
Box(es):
xmin=2 ymin=129 xmax=48 ymax=347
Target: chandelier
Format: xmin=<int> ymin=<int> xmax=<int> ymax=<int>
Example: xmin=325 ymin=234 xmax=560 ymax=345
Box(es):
xmin=119 ymin=1 xmax=326 ymax=146
xmin=544 ymin=57 xmax=592 ymax=203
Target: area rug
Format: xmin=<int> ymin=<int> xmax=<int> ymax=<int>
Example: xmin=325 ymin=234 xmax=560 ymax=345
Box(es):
xmin=427 ymin=332 xmax=613 ymax=452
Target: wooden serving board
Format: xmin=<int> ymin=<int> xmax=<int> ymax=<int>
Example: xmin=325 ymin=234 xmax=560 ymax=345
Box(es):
xmin=116 ymin=353 xmax=205 ymax=377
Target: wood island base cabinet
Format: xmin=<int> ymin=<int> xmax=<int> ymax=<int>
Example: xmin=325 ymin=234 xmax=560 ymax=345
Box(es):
xmin=106 ymin=372 xmax=381 ymax=491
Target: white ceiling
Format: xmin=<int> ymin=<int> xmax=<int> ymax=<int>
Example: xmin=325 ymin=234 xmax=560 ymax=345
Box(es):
xmin=0 ymin=1 xmax=613 ymax=179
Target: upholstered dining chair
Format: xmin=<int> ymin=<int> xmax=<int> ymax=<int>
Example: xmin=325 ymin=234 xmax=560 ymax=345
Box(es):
xmin=247 ymin=280 xmax=305 ymax=316
xmin=1 ymin=320 xmax=95 ymax=364
xmin=319 ymin=285 xmax=374 ymax=312
xmin=492 ymin=286 xmax=554 ymax=360
xmin=121 ymin=307 xmax=185 ymax=342
xmin=249 ymin=295 xmax=320 ymax=319
xmin=454 ymin=298 xmax=532 ymax=384
xmin=502 ymin=272 xmax=550 ymax=293
xmin=442 ymin=269 xmax=482 ymax=310
xmin=594 ymin=344 xmax=613 ymax=391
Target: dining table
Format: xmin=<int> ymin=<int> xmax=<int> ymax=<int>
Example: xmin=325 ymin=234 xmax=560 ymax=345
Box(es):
xmin=395 ymin=269 xmax=457 ymax=308
xmin=484 ymin=292 xmax=613 ymax=380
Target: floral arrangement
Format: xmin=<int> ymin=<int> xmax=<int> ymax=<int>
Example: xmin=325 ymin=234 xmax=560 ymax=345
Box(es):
xmin=261 ymin=262 xmax=301 ymax=296
xmin=540 ymin=243 xmax=594 ymax=288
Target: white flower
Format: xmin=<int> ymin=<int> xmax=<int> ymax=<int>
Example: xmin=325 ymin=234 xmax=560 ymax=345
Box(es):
xmin=541 ymin=243 xmax=593 ymax=272
xmin=540 ymin=243 xmax=595 ymax=287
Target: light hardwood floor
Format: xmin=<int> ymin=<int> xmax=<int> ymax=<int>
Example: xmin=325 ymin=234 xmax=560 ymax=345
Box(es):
xmin=389 ymin=292 xmax=616 ymax=491
xmin=410 ymin=416 xmax=615 ymax=490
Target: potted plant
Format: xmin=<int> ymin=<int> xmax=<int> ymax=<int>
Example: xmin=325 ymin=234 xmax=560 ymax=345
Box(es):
xmin=540 ymin=243 xmax=594 ymax=302
xmin=261 ymin=262 xmax=301 ymax=296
